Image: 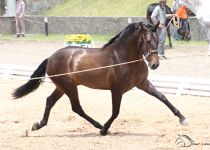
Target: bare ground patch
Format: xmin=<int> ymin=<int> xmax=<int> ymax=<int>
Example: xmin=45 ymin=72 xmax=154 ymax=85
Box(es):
xmin=0 ymin=41 xmax=210 ymax=150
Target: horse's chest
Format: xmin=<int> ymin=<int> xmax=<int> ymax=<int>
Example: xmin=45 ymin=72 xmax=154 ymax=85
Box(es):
xmin=120 ymin=66 xmax=147 ymax=84
xmin=119 ymin=72 xmax=146 ymax=93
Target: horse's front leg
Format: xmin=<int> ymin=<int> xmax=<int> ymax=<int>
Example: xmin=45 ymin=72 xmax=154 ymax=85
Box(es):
xmin=100 ymin=88 xmax=122 ymax=136
xmin=136 ymin=79 xmax=188 ymax=126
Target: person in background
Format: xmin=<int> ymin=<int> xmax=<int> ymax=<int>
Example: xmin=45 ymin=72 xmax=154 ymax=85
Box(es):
xmin=16 ymin=0 xmax=26 ymax=37
xmin=151 ymin=0 xmax=175 ymax=60
xmin=175 ymin=5 xmax=191 ymax=40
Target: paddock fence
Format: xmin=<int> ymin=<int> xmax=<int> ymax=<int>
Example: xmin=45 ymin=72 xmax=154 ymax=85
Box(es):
xmin=1 ymin=64 xmax=210 ymax=97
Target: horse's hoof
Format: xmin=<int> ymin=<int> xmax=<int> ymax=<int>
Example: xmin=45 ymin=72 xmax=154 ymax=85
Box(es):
xmin=100 ymin=129 xmax=107 ymax=136
xmin=180 ymin=118 xmax=188 ymax=126
xmin=31 ymin=122 xmax=39 ymax=131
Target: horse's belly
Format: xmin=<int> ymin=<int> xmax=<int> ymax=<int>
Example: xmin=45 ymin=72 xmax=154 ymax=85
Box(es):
xmin=72 ymin=69 xmax=114 ymax=89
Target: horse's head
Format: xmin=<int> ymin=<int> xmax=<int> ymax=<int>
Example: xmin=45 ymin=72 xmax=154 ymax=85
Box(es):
xmin=138 ymin=22 xmax=160 ymax=70
xmin=103 ymin=21 xmax=159 ymax=70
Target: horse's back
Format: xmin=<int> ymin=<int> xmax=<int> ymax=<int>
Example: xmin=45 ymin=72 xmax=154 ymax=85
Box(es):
xmin=46 ymin=46 xmax=117 ymax=89
xmin=47 ymin=47 xmax=97 ymax=74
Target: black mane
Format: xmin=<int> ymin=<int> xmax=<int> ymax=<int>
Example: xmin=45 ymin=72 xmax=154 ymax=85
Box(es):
xmin=102 ymin=32 xmax=121 ymax=48
xmin=103 ymin=23 xmax=138 ymax=48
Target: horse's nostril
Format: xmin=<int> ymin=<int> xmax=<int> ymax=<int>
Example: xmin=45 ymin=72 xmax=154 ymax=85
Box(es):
xmin=151 ymin=64 xmax=159 ymax=69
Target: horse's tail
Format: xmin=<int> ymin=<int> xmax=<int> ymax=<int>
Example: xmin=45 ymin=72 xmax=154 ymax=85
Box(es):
xmin=13 ymin=59 xmax=48 ymax=99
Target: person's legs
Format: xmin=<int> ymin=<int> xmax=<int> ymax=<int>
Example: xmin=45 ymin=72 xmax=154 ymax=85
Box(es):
xmin=157 ymin=27 xmax=167 ymax=59
xmin=15 ymin=17 xmax=21 ymax=37
xmin=181 ymin=19 xmax=191 ymax=40
xmin=19 ymin=16 xmax=25 ymax=36
xmin=173 ymin=28 xmax=180 ymax=40
xmin=182 ymin=20 xmax=190 ymax=32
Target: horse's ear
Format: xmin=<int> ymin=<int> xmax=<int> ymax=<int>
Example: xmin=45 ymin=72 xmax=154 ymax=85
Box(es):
xmin=136 ymin=22 xmax=143 ymax=30
xmin=138 ymin=21 xmax=147 ymax=31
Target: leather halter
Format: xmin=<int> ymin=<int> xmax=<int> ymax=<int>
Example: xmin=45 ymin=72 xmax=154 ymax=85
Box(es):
xmin=144 ymin=49 xmax=158 ymax=58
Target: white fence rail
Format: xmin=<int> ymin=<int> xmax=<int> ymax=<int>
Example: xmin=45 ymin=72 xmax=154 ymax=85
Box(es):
xmin=148 ymin=75 xmax=210 ymax=97
xmin=0 ymin=64 xmax=50 ymax=82
xmin=1 ymin=64 xmax=210 ymax=97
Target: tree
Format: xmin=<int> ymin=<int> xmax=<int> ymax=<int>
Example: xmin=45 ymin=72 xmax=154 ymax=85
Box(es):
xmin=0 ymin=0 xmax=6 ymax=16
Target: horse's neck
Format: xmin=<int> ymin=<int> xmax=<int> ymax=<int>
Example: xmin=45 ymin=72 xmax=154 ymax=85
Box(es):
xmin=114 ymin=41 xmax=140 ymax=60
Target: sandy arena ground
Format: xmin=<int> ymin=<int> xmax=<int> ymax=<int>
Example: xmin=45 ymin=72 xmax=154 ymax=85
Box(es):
xmin=0 ymin=40 xmax=210 ymax=150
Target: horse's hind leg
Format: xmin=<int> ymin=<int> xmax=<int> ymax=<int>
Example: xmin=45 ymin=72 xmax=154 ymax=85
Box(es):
xmin=136 ymin=80 xmax=188 ymax=126
xmin=63 ymin=82 xmax=103 ymax=130
xmin=32 ymin=87 xmax=64 ymax=131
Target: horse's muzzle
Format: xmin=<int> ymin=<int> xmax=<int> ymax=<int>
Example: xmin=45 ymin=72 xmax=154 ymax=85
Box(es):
xmin=150 ymin=63 xmax=159 ymax=70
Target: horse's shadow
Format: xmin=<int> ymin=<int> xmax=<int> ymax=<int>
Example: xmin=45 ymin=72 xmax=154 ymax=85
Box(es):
xmin=21 ymin=131 xmax=161 ymax=138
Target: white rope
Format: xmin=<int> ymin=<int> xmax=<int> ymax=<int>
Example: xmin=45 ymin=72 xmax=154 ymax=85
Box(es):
xmin=166 ymin=15 xmax=177 ymax=29
xmin=30 ymin=58 xmax=145 ymax=81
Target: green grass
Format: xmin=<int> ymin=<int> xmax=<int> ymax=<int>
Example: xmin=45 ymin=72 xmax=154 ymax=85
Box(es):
xmin=0 ymin=34 xmax=65 ymax=41
xmin=0 ymin=34 xmax=208 ymax=46
xmin=0 ymin=34 xmax=59 ymax=41
xmin=45 ymin=0 xmax=173 ymax=17
xmin=0 ymin=34 xmax=113 ymax=43
xmin=3 ymin=0 xmax=205 ymax=45
xmin=164 ymin=37 xmax=208 ymax=46
xmin=171 ymin=39 xmax=208 ymax=46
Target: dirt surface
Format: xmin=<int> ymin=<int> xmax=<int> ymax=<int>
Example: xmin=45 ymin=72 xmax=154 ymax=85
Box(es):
xmin=0 ymin=40 xmax=210 ymax=150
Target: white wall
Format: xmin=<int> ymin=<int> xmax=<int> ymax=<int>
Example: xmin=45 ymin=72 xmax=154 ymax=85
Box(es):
xmin=7 ymin=0 xmax=15 ymax=16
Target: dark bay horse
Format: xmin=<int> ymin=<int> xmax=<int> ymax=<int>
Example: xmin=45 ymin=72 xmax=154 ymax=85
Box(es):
xmin=13 ymin=21 xmax=187 ymax=136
